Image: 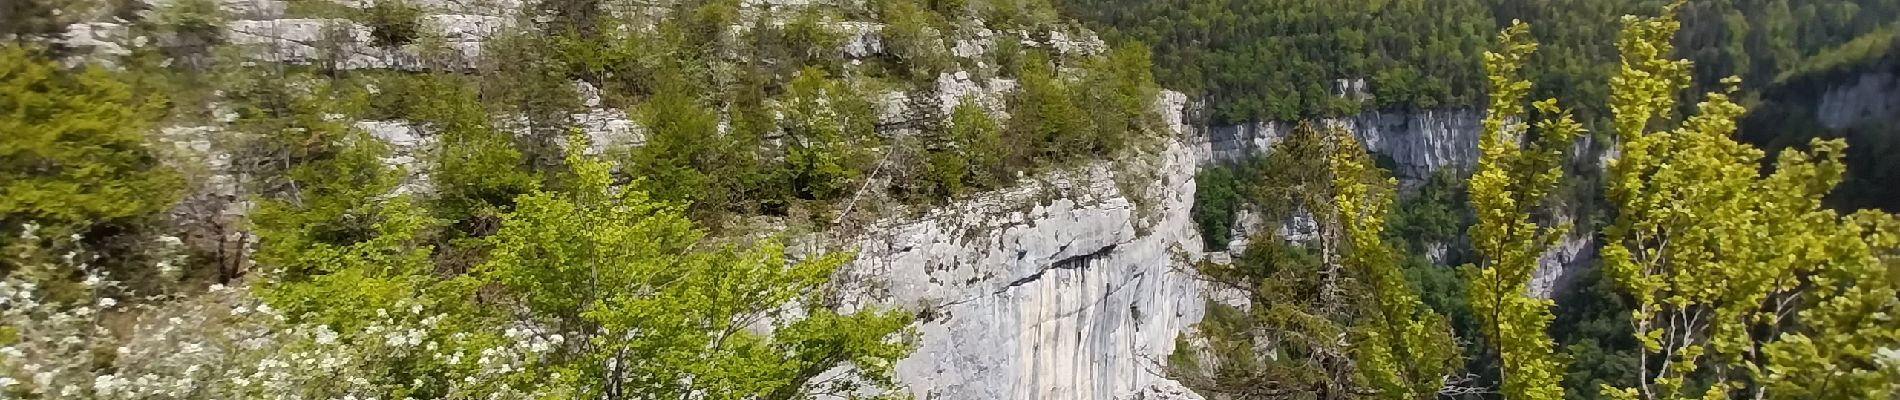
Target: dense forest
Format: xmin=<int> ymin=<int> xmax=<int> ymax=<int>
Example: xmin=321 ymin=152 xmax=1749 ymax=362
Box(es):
xmin=4 ymin=0 xmax=1899 ymax=399
xmin=1060 ymin=0 xmax=1900 ymax=127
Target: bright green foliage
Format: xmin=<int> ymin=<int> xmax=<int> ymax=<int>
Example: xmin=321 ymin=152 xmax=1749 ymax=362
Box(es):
xmin=1009 ymin=52 xmax=1093 ymax=162
xmin=781 ymin=67 xmax=873 ymax=201
xmin=1327 ymin=127 xmax=1460 ymax=399
xmin=249 ymin=90 xmax=404 ymax=284
xmin=1459 ymin=21 xmax=1579 ymax=400
xmin=629 ymin=79 xmax=731 ymax=214
xmin=923 ymin=98 xmax=1004 ymax=197
xmin=258 ymin=197 xmax=471 ymax=332
xmin=410 ymin=75 xmax=539 ymax=226
xmin=0 ymin=45 xmax=179 ymax=235
xmin=1599 ymin=7 xmax=1900 ymax=399
xmin=477 ymin=137 xmax=916 ymax=398
xmin=1173 ymin=124 xmax=1457 ymax=399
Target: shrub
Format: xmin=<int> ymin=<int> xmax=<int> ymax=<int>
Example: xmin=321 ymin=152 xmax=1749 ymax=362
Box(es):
xmin=364 ymin=0 xmax=424 ymax=48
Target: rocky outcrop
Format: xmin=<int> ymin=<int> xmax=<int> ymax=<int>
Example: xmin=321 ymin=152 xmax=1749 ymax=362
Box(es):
xmin=1198 ymin=109 xmax=1483 ymax=182
xmin=834 ymin=93 xmax=1208 ymax=400
xmin=1200 ymin=107 xmax=1598 ymax=299
xmin=1816 ymin=69 xmax=1899 ymax=130
xmin=221 ymin=16 xmax=503 ymax=70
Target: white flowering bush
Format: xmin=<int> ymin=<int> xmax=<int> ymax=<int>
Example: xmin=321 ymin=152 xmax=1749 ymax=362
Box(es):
xmin=2 ymin=278 xmax=574 ymax=400
xmin=0 ymin=225 xmax=570 ymax=400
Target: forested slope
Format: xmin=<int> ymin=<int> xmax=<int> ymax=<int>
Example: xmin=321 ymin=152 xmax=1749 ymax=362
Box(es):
xmin=1741 ymin=26 xmax=1900 ymax=211
xmin=1061 ymin=0 xmax=1900 ymax=128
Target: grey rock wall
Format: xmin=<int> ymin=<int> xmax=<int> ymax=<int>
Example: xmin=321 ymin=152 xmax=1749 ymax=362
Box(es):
xmin=1200 ymin=108 xmax=1594 ymax=299
xmin=836 ymin=145 xmax=1208 ymax=400
xmin=1817 ymin=69 xmax=1900 ymax=130
xmin=834 ymin=92 xmax=1208 ymax=400
xmin=1198 ymin=109 xmax=1483 ymax=182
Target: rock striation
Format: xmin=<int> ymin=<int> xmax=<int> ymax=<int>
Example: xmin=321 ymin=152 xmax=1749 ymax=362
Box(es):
xmin=1816 ymin=69 xmax=1899 ymax=130
xmin=832 ymin=93 xmax=1208 ymax=400
xmin=1198 ymin=109 xmax=1483 ymax=182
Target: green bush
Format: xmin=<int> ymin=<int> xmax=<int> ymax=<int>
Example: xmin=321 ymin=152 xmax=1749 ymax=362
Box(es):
xmin=1190 ymin=167 xmax=1241 ymax=250
xmin=879 ymin=0 xmax=955 ymax=84
xmin=1077 ymin=44 xmax=1159 ymax=154
xmin=364 ymin=0 xmax=424 ymax=47
xmin=407 ymin=75 xmax=540 ymax=228
xmin=0 ymin=45 xmax=179 ymax=238
xmin=1007 ymin=52 xmax=1092 ymax=163
xmin=779 ymin=68 xmax=873 ymax=201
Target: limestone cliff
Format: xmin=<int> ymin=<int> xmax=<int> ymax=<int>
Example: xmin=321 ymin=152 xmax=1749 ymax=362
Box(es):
xmin=1198 ymin=109 xmax=1483 ymax=183
xmin=829 ymin=92 xmax=1210 ymax=400
xmin=1816 ymin=68 xmax=1899 ymax=130
xmin=1201 ymin=108 xmax=1596 ymax=299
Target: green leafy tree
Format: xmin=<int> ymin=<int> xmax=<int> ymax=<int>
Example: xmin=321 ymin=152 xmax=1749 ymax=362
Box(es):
xmin=476 ymin=136 xmax=916 ymax=398
xmin=879 ymin=0 xmax=954 ymax=84
xmin=1327 ymin=127 xmax=1461 ymax=399
xmin=628 ymin=77 xmax=723 ymax=213
xmin=0 ymin=45 xmax=182 ymax=290
xmin=780 ymin=67 xmax=873 ymax=201
xmin=1598 ymin=7 xmax=1900 ymax=399
xmin=0 ymin=45 xmax=179 ymax=238
xmin=1172 ymin=124 xmax=1458 ymax=399
xmin=247 ymin=86 xmax=404 ymax=286
xmin=410 ymin=75 xmax=540 ymax=230
xmin=363 ymin=0 xmax=423 ymax=47
xmin=1007 ymin=52 xmax=1091 ymax=164
xmin=1077 ymin=44 xmax=1160 ymax=155
xmin=1459 ymin=21 xmax=1579 ymax=400
xmin=924 ymin=98 xmax=1004 ymax=197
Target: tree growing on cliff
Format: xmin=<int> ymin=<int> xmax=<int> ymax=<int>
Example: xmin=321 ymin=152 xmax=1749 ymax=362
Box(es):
xmin=1170 ymin=123 xmax=1460 ymax=399
xmin=1327 ymin=126 xmax=1463 ymax=399
xmin=475 ymin=135 xmax=916 ymax=399
xmin=0 ymin=44 xmax=182 ymax=291
xmin=780 ymin=67 xmax=874 ymax=202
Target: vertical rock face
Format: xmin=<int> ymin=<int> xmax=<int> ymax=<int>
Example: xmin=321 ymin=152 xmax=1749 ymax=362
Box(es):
xmin=1197 ymin=109 xmax=1483 ymax=182
xmin=1201 ymin=109 xmax=1593 ymax=299
xmin=834 ymin=94 xmax=1209 ymax=400
xmin=1816 ymin=69 xmax=1899 ymax=130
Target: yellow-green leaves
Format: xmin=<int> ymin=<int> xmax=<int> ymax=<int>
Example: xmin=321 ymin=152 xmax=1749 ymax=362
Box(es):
xmin=1329 ymin=127 xmax=1460 ymax=399
xmin=1599 ymin=4 xmax=1900 ymax=399
xmin=1461 ymin=20 xmax=1575 ymax=400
